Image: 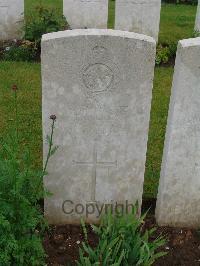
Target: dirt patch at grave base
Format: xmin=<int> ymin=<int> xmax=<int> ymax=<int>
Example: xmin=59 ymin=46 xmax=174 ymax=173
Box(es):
xmin=145 ymin=217 xmax=200 ymax=266
xmin=43 ymin=224 xmax=98 ymax=265
xmin=43 ymin=216 xmax=200 ymax=266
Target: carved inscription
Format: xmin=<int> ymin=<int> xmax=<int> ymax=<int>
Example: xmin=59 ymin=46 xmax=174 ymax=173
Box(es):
xmin=92 ymin=46 xmax=108 ymax=57
xmin=73 ymin=145 xmax=117 ymax=201
xmin=77 ymin=43 xmax=127 ymax=138
xmin=74 ymin=103 xmax=129 ymax=138
xmin=74 ymin=105 xmax=128 ymax=121
xmin=74 ymin=46 xmax=122 ymax=201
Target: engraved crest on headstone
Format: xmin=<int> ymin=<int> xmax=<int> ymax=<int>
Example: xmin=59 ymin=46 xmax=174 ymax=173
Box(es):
xmin=82 ymin=63 xmax=114 ymax=94
xmin=81 ymin=45 xmax=120 ymax=97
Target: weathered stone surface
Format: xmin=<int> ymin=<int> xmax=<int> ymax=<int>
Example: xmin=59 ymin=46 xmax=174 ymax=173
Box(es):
xmin=195 ymin=0 xmax=200 ymax=33
xmin=42 ymin=29 xmax=156 ymax=224
xmin=0 ymin=0 xmax=24 ymax=40
xmin=156 ymin=37 xmax=200 ymax=228
xmin=115 ymin=0 xmax=161 ymax=41
xmin=63 ymin=0 xmax=108 ymax=29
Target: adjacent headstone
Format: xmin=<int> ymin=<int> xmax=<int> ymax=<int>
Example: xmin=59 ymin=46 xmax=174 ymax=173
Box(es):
xmin=156 ymin=37 xmax=200 ymax=228
xmin=0 ymin=0 xmax=24 ymax=40
xmin=115 ymin=0 xmax=161 ymax=41
xmin=63 ymin=0 xmax=108 ymax=29
xmin=42 ymin=29 xmax=156 ymax=224
xmin=195 ymin=0 xmax=200 ymax=33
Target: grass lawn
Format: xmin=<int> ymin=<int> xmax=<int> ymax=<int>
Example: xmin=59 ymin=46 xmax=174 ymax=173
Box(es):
xmin=144 ymin=67 xmax=173 ymax=197
xmin=0 ymin=61 xmax=173 ymax=198
xmin=0 ymin=62 xmax=42 ymax=169
xmin=159 ymin=4 xmax=196 ymax=44
xmin=25 ymin=0 xmax=63 ymax=16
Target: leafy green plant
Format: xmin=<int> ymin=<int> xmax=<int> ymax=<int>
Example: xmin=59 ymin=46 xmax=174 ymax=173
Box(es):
xmin=2 ymin=41 xmax=37 ymax=62
xmin=0 ymin=85 xmax=57 ymax=265
xmin=156 ymin=43 xmax=177 ymax=66
xmin=1 ymin=5 xmax=68 ymax=62
xmin=24 ymin=5 xmax=68 ymax=48
xmin=193 ymin=30 xmax=200 ymax=37
xmin=156 ymin=45 xmax=170 ymax=65
xmin=77 ymin=208 xmax=166 ymax=266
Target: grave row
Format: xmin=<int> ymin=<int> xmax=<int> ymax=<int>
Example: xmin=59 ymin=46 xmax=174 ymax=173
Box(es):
xmin=1 ymin=0 xmax=200 ymax=228
xmin=64 ymin=0 xmax=161 ymax=41
xmin=42 ymin=29 xmax=200 ymax=228
xmin=0 ymin=0 xmax=200 ymax=41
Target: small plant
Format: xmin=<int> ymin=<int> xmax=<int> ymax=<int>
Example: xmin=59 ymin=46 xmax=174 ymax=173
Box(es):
xmin=156 ymin=43 xmax=177 ymax=66
xmin=156 ymin=45 xmax=170 ymax=65
xmin=193 ymin=30 xmax=200 ymax=37
xmin=77 ymin=207 xmax=166 ymax=266
xmin=24 ymin=5 xmax=68 ymax=49
xmin=0 ymin=85 xmax=57 ymax=265
xmin=2 ymin=41 xmax=37 ymax=62
xmin=1 ymin=5 xmax=68 ymax=62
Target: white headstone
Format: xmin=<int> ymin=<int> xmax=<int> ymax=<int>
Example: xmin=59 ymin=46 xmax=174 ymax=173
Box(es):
xmin=195 ymin=0 xmax=200 ymax=33
xmin=115 ymin=0 xmax=161 ymax=41
xmin=156 ymin=37 xmax=200 ymax=228
xmin=63 ymin=0 xmax=108 ymax=29
xmin=42 ymin=29 xmax=156 ymax=224
xmin=0 ymin=0 xmax=24 ymax=40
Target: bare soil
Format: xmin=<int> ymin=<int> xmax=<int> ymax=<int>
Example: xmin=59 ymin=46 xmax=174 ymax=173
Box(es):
xmin=44 ymin=215 xmax=200 ymax=266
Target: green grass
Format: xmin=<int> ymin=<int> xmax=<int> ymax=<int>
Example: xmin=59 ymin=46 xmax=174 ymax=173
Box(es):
xmin=25 ymin=0 xmax=63 ymax=17
xmin=0 ymin=62 xmax=173 ymax=198
xmin=159 ymin=3 xmax=197 ymax=44
xmin=144 ymin=67 xmax=173 ymax=197
xmin=108 ymin=0 xmax=115 ymax=29
xmin=0 ymin=62 xmax=42 ymax=168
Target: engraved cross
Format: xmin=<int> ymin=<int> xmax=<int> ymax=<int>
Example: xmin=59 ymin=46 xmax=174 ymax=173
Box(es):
xmin=73 ymin=146 xmax=117 ymax=202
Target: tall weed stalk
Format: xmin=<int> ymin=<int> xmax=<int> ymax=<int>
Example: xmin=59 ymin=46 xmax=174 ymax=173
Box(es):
xmin=0 ymin=85 xmax=57 ymax=265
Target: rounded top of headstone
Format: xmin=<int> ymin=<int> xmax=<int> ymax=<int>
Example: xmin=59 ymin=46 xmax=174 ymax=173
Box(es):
xmin=179 ymin=37 xmax=200 ymax=48
xmin=42 ymin=29 xmax=156 ymax=44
